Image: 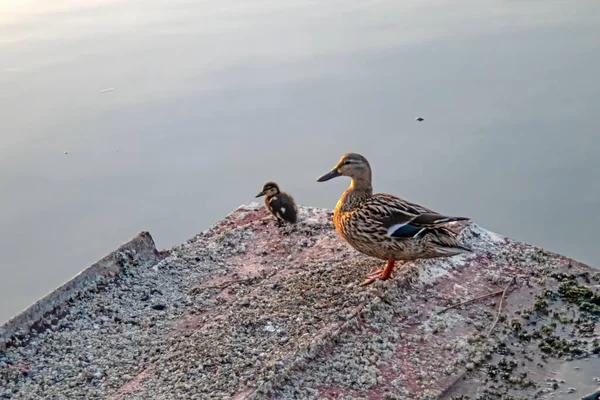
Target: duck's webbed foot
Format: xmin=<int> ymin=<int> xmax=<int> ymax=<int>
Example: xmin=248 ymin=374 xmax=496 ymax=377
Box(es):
xmin=360 ymin=259 xmax=396 ymax=286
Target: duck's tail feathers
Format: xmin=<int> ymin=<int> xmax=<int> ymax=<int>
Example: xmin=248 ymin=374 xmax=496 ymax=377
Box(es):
xmin=436 ymin=216 xmax=471 ymax=225
xmin=436 ymin=244 xmax=473 ymax=255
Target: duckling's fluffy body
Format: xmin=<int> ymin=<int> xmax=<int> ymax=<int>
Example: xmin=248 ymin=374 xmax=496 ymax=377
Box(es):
xmin=256 ymin=182 xmax=298 ymax=225
xmin=317 ymin=153 xmax=471 ymax=285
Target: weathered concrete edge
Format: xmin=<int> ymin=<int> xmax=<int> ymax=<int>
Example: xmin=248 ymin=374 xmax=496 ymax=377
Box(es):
xmin=0 ymin=231 xmax=159 ymax=350
xmin=0 ymin=201 xmax=258 ymax=349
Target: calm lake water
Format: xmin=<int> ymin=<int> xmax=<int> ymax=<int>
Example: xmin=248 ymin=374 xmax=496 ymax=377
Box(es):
xmin=1 ymin=0 xmax=599 ymax=323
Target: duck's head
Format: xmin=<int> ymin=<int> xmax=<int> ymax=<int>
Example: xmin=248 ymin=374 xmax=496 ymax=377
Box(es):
xmin=316 ymin=153 xmax=371 ymax=182
xmin=255 ymin=181 xmax=280 ymax=198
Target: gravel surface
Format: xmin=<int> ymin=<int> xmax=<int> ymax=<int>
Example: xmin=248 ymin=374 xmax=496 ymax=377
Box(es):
xmin=0 ymin=203 xmax=598 ymax=400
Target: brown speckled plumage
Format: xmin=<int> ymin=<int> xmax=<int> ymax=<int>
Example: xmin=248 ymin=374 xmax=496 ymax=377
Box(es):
xmin=317 ymin=153 xmax=471 ymax=285
xmin=256 ymin=182 xmax=298 ymax=226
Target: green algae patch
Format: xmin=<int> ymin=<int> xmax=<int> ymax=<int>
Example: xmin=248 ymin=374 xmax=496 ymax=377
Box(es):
xmin=538 ymin=333 xmax=586 ymax=357
xmin=448 ymin=268 xmax=600 ymax=400
xmin=551 ymin=272 xmax=600 ymax=313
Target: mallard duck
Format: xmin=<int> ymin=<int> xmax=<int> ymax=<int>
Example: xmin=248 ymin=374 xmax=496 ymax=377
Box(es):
xmin=255 ymin=182 xmax=298 ymax=226
xmin=316 ymin=153 xmax=471 ymax=286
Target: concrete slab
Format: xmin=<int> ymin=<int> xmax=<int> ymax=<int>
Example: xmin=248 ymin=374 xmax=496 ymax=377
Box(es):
xmin=1 ymin=204 xmax=598 ymax=399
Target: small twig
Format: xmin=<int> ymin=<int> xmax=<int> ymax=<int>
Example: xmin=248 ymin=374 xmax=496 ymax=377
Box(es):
xmin=486 ymin=276 xmax=517 ymax=338
xmin=341 ymin=301 xmax=367 ymax=329
xmin=202 ymin=279 xmax=244 ymax=290
xmin=374 ymin=289 xmax=393 ymax=306
xmin=174 ymin=375 xmax=183 ymax=388
xmin=438 ymin=289 xmax=505 ymax=315
xmin=349 ymin=302 xmax=367 ymax=320
xmin=191 ymin=278 xmax=253 ymax=293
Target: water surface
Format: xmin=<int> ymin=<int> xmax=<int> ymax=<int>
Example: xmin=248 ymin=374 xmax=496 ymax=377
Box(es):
xmin=1 ymin=0 xmax=599 ymax=322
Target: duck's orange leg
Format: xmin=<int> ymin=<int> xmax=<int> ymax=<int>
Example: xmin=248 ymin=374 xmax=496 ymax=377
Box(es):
xmin=360 ymin=259 xmax=396 ymax=286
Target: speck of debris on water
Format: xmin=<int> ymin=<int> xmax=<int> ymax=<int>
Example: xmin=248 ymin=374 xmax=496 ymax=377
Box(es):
xmin=1 ymin=204 xmax=598 ymax=400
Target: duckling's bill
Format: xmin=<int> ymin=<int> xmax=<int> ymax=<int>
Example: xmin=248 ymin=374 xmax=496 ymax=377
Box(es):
xmin=255 ymin=191 xmax=265 ymax=198
xmin=316 ymin=168 xmax=340 ymax=182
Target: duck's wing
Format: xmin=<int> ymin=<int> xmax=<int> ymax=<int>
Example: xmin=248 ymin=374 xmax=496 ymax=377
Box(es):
xmin=382 ymin=212 xmax=470 ymax=239
xmin=361 ymin=194 xmax=433 ymax=215
xmin=275 ymin=193 xmax=298 ymax=222
xmin=361 ymin=194 xmax=469 ymax=239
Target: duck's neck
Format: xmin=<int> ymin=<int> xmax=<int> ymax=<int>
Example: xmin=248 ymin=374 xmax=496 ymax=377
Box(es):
xmin=337 ymin=177 xmax=373 ymax=212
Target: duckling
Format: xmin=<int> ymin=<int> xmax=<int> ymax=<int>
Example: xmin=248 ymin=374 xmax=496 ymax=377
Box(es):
xmin=317 ymin=153 xmax=471 ymax=286
xmin=255 ymin=182 xmax=298 ymax=226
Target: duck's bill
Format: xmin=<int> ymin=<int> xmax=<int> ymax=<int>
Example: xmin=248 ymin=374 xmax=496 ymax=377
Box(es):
xmin=316 ymin=169 xmax=340 ymax=182
xmin=255 ymin=191 xmax=265 ymax=198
